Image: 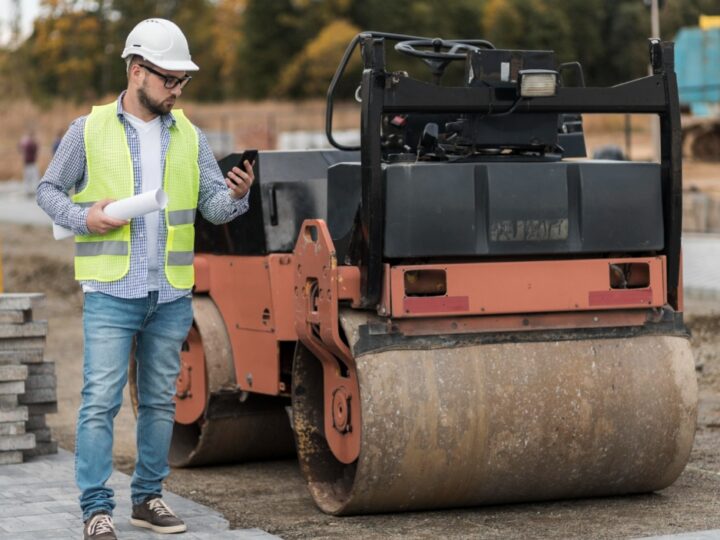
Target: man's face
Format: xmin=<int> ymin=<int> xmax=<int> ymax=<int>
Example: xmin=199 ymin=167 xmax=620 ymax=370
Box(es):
xmin=133 ymin=62 xmax=188 ymax=116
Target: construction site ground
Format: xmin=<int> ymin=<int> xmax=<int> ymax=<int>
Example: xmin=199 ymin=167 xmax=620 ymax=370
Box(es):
xmin=1 ymin=157 xmax=719 ymax=539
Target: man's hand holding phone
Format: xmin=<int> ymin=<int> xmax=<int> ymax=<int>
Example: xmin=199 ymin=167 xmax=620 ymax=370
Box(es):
xmin=226 ymin=149 xmax=257 ymax=200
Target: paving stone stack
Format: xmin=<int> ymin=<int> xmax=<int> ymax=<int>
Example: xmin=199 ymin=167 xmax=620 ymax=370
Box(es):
xmin=0 ymin=363 xmax=33 ymax=464
xmin=0 ymin=293 xmax=58 ymax=463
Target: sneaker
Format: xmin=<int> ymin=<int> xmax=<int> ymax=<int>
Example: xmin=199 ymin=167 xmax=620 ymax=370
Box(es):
xmin=130 ymin=496 xmax=187 ymax=534
xmin=83 ymin=511 xmax=117 ymax=540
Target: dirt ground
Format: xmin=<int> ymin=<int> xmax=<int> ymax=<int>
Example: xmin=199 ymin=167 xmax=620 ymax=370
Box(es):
xmin=2 ymin=219 xmax=720 ymax=539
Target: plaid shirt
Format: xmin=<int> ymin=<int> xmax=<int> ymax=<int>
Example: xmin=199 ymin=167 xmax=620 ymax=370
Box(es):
xmin=37 ymin=93 xmax=249 ymax=304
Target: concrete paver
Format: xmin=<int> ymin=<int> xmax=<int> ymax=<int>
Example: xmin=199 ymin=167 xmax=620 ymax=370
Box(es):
xmin=0 ymin=450 xmax=281 ymax=539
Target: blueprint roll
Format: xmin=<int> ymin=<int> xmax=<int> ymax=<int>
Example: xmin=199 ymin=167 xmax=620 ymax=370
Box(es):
xmin=53 ymin=188 xmax=169 ymax=240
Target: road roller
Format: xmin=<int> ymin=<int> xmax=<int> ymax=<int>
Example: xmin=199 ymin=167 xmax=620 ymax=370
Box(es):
xmin=131 ymin=33 xmax=697 ymax=514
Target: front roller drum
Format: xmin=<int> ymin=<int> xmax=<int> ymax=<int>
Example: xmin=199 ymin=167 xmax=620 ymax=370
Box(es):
xmin=292 ymin=328 xmax=697 ymax=515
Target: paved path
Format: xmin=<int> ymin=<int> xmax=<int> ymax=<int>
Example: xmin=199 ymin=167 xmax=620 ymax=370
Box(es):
xmin=0 ymin=449 xmax=281 ymax=539
xmin=0 ymin=181 xmax=51 ymax=228
xmin=683 ymin=233 xmax=720 ymax=301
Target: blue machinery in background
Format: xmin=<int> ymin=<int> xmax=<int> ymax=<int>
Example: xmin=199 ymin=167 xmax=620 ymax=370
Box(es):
xmin=674 ymin=16 xmax=720 ymax=160
xmin=675 ymin=19 xmax=720 ymax=117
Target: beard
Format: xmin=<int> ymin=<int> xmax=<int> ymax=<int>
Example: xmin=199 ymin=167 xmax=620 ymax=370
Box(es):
xmin=137 ymin=83 xmax=175 ymax=116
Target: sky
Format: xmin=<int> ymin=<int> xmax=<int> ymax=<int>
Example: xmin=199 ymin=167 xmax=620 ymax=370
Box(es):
xmin=0 ymin=0 xmax=40 ymax=46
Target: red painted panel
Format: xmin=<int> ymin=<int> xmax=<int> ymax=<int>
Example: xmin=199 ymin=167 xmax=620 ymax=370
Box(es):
xmin=389 ymin=257 xmax=666 ymax=318
xmin=588 ymin=289 xmax=653 ymax=306
xmin=403 ymin=296 xmax=470 ymax=314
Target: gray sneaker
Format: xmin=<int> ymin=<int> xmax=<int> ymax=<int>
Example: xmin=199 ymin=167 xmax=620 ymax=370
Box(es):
xmin=83 ymin=511 xmax=117 ymax=540
xmin=130 ymin=496 xmax=187 ymax=534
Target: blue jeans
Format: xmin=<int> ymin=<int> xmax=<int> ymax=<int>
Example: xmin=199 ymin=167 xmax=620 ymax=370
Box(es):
xmin=76 ymin=291 xmax=193 ymax=521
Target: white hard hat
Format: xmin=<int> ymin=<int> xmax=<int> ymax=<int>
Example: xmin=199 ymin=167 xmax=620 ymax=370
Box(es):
xmin=121 ymin=18 xmax=199 ymax=71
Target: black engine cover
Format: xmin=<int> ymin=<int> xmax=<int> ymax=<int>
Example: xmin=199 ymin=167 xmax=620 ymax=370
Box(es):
xmin=328 ymin=160 xmax=664 ymax=259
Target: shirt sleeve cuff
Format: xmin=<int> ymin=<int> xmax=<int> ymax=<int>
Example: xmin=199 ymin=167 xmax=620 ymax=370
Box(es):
xmin=230 ymin=191 xmax=250 ymax=215
xmin=69 ymin=207 xmax=91 ymax=236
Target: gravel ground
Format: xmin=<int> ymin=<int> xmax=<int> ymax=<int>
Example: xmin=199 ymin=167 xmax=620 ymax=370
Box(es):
xmin=2 ymin=221 xmax=720 ymax=540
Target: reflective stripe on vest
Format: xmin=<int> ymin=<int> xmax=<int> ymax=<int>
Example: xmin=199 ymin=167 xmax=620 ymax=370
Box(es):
xmin=167 ymin=251 xmax=194 ymax=266
xmin=168 ymin=208 xmax=196 ymax=226
xmin=72 ymin=101 xmax=199 ymax=288
xmin=76 ymin=241 xmax=129 ymax=257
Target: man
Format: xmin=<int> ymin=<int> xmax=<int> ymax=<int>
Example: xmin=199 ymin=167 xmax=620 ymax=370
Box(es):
xmin=18 ymin=130 xmax=39 ymax=197
xmin=37 ymin=19 xmax=254 ymax=540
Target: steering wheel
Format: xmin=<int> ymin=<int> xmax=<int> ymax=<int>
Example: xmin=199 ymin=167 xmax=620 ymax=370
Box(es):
xmin=395 ymin=38 xmax=489 ymax=60
xmin=395 ymin=38 xmax=493 ymax=80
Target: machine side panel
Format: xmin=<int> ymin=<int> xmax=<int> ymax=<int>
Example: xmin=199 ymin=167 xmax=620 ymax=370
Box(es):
xmin=208 ymin=256 xmax=275 ymax=332
xmin=206 ymin=255 xmax=282 ymax=396
xmin=382 ymin=161 xmax=664 ymax=257
xmin=327 ymin=163 xmax=363 ymax=262
xmin=389 ymin=256 xmax=666 ymax=318
xmin=580 ymin=162 xmax=665 ymax=251
xmin=385 ymin=163 xmax=478 ymax=256
xmin=267 ymin=254 xmax=300 ymax=341
xmin=232 ymin=330 xmax=283 ymax=395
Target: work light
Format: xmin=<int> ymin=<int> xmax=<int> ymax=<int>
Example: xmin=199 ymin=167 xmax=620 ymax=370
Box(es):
xmin=518 ymin=69 xmax=558 ymax=97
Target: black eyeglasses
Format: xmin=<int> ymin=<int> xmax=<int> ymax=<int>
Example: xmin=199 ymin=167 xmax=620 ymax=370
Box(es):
xmin=139 ymin=64 xmax=192 ymax=89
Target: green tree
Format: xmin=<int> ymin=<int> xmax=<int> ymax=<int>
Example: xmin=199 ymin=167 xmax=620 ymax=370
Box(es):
xmin=603 ymin=0 xmax=649 ymax=85
xmin=7 ymin=0 xmax=720 ymax=104
xmin=276 ymin=19 xmax=361 ymax=98
xmin=22 ymin=5 xmax=105 ymax=102
xmin=210 ymin=0 xmax=248 ymax=99
xmin=483 ymin=0 xmax=573 ymax=62
xmin=240 ymin=0 xmax=312 ymax=98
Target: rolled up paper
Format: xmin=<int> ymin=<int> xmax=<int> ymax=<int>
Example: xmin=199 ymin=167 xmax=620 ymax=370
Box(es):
xmin=53 ymin=188 xmax=169 ymax=240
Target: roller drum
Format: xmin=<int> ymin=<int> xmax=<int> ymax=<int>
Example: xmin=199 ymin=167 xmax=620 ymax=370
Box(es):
xmin=293 ymin=317 xmax=697 ymax=515
xmin=169 ymin=397 xmax=295 ymax=467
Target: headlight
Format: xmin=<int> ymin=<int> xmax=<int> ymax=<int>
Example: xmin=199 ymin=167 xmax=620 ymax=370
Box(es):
xmin=518 ymin=69 xmax=558 ymax=97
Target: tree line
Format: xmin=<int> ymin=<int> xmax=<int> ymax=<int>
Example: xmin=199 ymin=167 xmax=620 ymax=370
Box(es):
xmin=1 ymin=0 xmax=718 ymax=104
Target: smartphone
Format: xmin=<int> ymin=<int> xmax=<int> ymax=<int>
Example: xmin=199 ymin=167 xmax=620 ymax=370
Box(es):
xmin=236 ymin=149 xmax=258 ymax=170
xmin=229 ymin=149 xmax=257 ymax=189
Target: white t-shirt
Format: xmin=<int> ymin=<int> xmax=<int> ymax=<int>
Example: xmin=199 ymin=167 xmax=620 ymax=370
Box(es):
xmin=124 ymin=111 xmax=163 ymax=291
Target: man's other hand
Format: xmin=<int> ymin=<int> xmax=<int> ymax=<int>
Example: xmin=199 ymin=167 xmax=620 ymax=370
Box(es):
xmin=226 ymin=159 xmax=255 ymax=199
xmin=87 ymin=199 xmax=129 ymax=235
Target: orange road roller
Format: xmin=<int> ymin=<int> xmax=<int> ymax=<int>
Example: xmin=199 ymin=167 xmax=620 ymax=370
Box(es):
xmin=131 ymin=33 xmax=697 ymax=514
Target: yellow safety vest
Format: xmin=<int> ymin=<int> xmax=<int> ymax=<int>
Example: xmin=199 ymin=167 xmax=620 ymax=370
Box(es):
xmin=73 ymin=101 xmax=199 ymax=289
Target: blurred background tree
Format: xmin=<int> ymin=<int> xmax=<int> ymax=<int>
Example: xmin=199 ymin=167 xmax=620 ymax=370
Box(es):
xmin=0 ymin=0 xmax=718 ymax=103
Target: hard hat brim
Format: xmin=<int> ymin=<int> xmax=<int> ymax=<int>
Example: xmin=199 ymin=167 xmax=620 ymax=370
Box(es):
xmin=151 ymin=59 xmax=200 ymax=72
xmin=121 ymin=48 xmax=199 ymax=71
